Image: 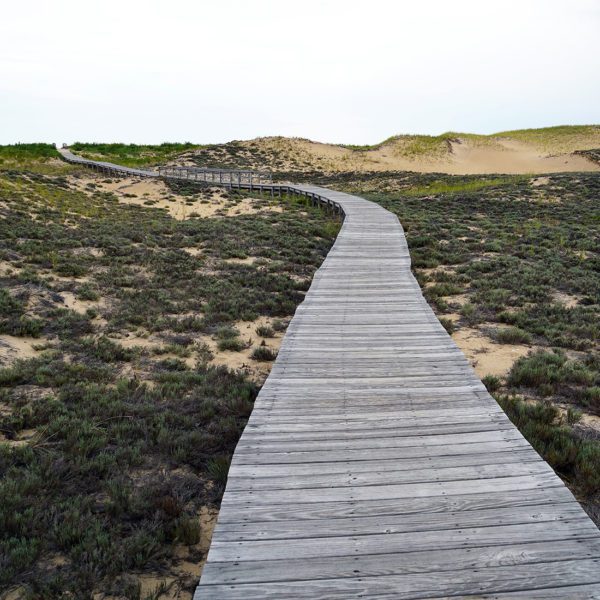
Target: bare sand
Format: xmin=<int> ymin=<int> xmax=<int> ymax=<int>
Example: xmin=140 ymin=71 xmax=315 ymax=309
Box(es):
xmin=451 ymin=326 xmax=532 ymax=378
xmin=204 ymin=316 xmax=285 ymax=384
xmin=313 ymin=136 xmax=600 ymax=174
xmin=0 ymin=335 xmax=44 ymax=364
xmin=73 ymin=176 xmax=283 ymax=220
xmin=188 ymin=134 xmax=600 ymax=175
xmin=443 ymin=138 xmax=597 ymax=175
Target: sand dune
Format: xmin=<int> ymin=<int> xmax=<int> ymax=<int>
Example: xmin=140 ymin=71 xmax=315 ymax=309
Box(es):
xmin=184 ymin=126 xmax=600 ymax=174
xmin=428 ymin=138 xmax=598 ymax=174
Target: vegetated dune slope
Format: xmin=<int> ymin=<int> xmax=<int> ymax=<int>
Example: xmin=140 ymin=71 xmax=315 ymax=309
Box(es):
xmin=179 ymin=125 xmax=600 ymax=175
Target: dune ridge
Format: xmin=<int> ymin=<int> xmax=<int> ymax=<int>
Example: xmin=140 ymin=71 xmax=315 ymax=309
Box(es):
xmin=177 ymin=125 xmax=600 ymax=175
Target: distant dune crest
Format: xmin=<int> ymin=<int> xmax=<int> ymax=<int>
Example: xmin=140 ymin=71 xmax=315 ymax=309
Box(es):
xmin=174 ymin=125 xmax=600 ymax=175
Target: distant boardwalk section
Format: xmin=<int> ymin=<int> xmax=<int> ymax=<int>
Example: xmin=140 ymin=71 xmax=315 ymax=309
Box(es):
xmin=58 ymin=148 xmax=600 ymax=599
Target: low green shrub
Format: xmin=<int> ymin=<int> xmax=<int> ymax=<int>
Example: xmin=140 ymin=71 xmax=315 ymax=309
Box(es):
xmin=508 ymin=351 xmax=595 ymax=390
xmin=497 ymin=394 xmax=600 ymax=495
xmin=439 ymin=317 xmax=455 ymax=334
xmin=250 ymin=345 xmax=277 ymax=361
xmin=217 ymin=337 xmax=247 ymax=352
xmin=482 ymin=375 xmax=501 ymax=393
xmin=493 ymin=326 xmax=532 ymax=344
xmin=256 ymin=325 xmax=275 ymax=338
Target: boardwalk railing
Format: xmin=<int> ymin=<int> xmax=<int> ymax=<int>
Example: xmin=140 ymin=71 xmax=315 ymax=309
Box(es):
xmin=57 ymin=146 xmax=600 ymax=599
xmin=159 ymin=166 xmax=272 ymax=187
xmin=57 ymin=146 xmax=343 ymax=214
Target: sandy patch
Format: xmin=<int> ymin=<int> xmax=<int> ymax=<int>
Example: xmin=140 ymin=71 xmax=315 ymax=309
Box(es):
xmin=205 ymin=316 xmax=286 ymax=384
xmin=0 ymin=260 xmax=16 ymax=276
xmin=0 ymin=400 xmax=12 ymax=417
xmin=0 ymin=587 xmax=28 ymax=600
xmin=223 ymin=256 xmax=258 ymax=265
xmin=0 ymin=334 xmax=45 ymax=365
xmin=111 ymin=332 xmax=162 ymax=350
xmin=182 ymin=247 xmax=203 ymax=257
xmin=114 ymin=318 xmax=286 ymax=384
xmin=198 ymin=506 xmax=218 ymax=557
xmin=137 ymin=574 xmax=178 ymax=599
xmin=445 ymin=138 xmax=599 ymax=175
xmin=72 ymin=247 xmax=104 ymax=258
xmin=225 ymin=198 xmax=283 ymax=216
xmin=531 ymin=176 xmax=551 ymax=187
xmin=452 ymin=327 xmax=532 ymax=378
xmin=553 ymin=291 xmax=579 ymax=309
xmin=59 ymin=291 xmax=104 ymax=314
xmin=579 ymin=412 xmax=600 ymax=433
xmin=72 ymin=175 xmax=283 ymax=220
xmin=553 ymin=404 xmax=600 ymax=438
xmin=442 ymin=312 xmax=461 ymax=324
xmin=446 ymin=294 xmax=470 ymax=308
xmin=113 ymin=180 xmax=197 ymax=220
xmin=419 ymin=266 xmax=456 ymax=280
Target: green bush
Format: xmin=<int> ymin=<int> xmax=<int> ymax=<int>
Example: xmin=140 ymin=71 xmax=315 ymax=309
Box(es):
xmin=174 ymin=516 xmax=201 ymax=545
xmin=508 ymin=351 xmax=594 ymax=389
xmin=426 ymin=283 xmax=463 ymax=297
xmin=493 ymin=326 xmax=532 ymax=344
xmin=256 ymin=325 xmax=275 ymax=338
xmin=77 ymin=284 xmax=100 ymax=301
xmin=217 ymin=337 xmax=247 ymax=352
xmin=497 ymin=394 xmax=600 ymax=495
xmin=580 ymin=387 xmax=600 ymax=411
xmin=250 ymin=345 xmax=277 ymax=361
xmin=439 ymin=317 xmax=455 ymax=334
xmin=207 ymin=455 xmax=230 ymax=485
xmin=482 ymin=375 xmax=501 ymax=392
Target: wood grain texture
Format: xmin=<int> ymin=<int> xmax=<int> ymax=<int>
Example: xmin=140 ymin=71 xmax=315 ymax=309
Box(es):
xmin=58 ymin=149 xmax=600 ymax=598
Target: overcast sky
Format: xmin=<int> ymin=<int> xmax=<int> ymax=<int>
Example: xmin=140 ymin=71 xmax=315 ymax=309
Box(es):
xmin=1 ymin=0 xmax=599 ymax=145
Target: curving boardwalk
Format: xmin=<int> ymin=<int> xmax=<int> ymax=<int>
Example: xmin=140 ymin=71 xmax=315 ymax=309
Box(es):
xmin=57 ymin=147 xmax=159 ymax=178
xmin=58 ymin=149 xmax=600 ymax=598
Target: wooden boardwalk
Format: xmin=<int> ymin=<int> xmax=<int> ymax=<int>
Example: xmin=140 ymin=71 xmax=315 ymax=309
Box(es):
xmin=58 ymin=149 xmax=600 ymax=598
xmin=197 ymin=187 xmax=600 ymax=599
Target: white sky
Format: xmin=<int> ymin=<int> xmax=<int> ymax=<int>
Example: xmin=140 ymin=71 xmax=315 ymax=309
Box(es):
xmin=1 ymin=0 xmax=599 ymax=145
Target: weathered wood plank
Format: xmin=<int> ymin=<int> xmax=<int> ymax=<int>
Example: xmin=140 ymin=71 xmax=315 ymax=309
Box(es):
xmin=215 ymin=485 xmax=576 ymax=524
xmin=200 ymin=538 xmax=600 ymax=585
xmin=197 ymin=558 xmax=600 ymax=599
xmin=216 ymin=502 xmax=587 ymax=542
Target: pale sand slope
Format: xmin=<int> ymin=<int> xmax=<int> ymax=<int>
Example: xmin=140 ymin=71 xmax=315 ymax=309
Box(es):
xmin=277 ymin=137 xmax=600 ymax=174
xmin=185 ymin=129 xmax=600 ymax=174
xmin=441 ymin=138 xmax=597 ymax=174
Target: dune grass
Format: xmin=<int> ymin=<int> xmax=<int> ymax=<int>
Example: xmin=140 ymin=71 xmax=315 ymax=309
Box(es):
xmin=0 ymin=144 xmax=72 ymax=175
xmin=64 ymin=125 xmax=600 ymax=176
xmin=493 ymin=125 xmax=600 ymax=153
xmin=402 ymin=176 xmax=520 ymax=196
xmin=69 ymin=142 xmax=203 ymax=167
xmin=339 ymin=126 xmax=600 ymax=158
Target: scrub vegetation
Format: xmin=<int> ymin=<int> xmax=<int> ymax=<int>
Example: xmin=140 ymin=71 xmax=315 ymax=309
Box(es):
xmin=0 ymin=158 xmax=339 ymax=597
xmin=70 ymin=143 xmax=203 ymax=168
xmin=0 ymin=144 xmax=71 ymax=175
